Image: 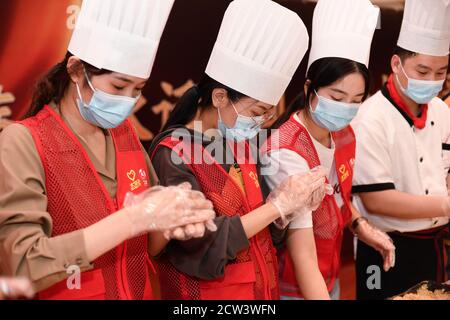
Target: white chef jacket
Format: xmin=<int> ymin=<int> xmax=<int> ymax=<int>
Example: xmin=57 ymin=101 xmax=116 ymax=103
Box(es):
xmin=351 ymin=87 xmax=450 ymax=233
xmin=262 ymin=113 xmax=343 ymax=229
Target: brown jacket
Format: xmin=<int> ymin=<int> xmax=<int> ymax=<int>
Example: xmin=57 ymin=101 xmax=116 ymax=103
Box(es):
xmin=0 ymin=107 xmax=157 ymax=291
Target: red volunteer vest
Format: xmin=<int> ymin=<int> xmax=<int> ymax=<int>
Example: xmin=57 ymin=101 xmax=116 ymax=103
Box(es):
xmin=20 ymin=106 xmax=153 ymax=300
xmin=262 ymin=114 xmax=355 ymax=297
xmin=151 ymin=136 xmax=279 ymax=300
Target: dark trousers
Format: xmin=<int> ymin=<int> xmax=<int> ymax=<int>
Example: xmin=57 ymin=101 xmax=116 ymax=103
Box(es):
xmin=355 ymin=226 xmax=448 ymax=300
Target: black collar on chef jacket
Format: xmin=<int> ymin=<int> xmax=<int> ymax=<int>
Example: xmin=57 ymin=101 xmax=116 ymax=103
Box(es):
xmin=380 ymin=83 xmax=417 ymax=128
xmin=381 ymin=83 xmax=450 ymax=154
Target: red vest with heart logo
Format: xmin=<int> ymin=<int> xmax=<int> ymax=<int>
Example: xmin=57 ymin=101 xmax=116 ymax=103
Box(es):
xmin=151 ymin=136 xmax=279 ymax=300
xmin=20 ymin=106 xmax=153 ymax=300
xmin=262 ymin=114 xmax=355 ymax=297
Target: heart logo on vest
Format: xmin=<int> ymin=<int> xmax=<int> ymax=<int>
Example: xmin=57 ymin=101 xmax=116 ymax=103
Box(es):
xmin=127 ymin=170 xmax=136 ymax=182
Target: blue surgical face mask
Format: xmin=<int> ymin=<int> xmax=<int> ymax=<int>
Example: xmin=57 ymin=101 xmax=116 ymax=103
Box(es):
xmin=76 ymin=70 xmax=139 ymax=129
xmin=217 ymin=102 xmax=264 ymax=142
xmin=396 ymin=62 xmax=445 ymax=104
xmin=310 ymin=91 xmax=360 ymax=132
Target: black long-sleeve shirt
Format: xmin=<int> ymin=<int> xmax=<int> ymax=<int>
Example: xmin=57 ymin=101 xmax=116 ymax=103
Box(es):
xmin=149 ymin=127 xmax=285 ymax=280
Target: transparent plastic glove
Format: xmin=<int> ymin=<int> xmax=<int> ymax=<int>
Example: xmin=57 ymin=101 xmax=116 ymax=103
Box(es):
xmin=310 ymin=182 xmax=335 ymax=211
xmin=123 ymin=182 xmax=217 ymax=238
xmin=267 ymin=167 xmax=331 ymax=229
xmin=163 ymin=220 xmax=218 ymax=241
xmin=163 ymin=224 xmax=203 ymax=241
xmin=0 ymin=277 xmax=35 ymax=300
xmin=354 ymin=219 xmax=396 ymax=272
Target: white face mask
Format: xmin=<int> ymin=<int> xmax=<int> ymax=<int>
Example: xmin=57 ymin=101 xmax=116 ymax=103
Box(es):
xmin=75 ymin=68 xmax=140 ymax=129
xmin=217 ymin=102 xmax=265 ymax=141
xmin=396 ymin=62 xmax=445 ymax=104
xmin=309 ymin=91 xmax=360 ymax=132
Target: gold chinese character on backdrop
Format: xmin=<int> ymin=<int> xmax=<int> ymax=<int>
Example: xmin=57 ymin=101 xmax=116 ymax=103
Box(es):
xmin=152 ymin=80 xmax=195 ymax=131
xmin=130 ymin=95 xmax=155 ymax=141
xmin=129 ymin=80 xmax=195 ymax=141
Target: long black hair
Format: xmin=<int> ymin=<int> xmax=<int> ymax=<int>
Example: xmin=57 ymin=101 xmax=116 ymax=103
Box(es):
xmin=25 ymin=52 xmax=112 ymax=119
xmin=272 ymin=57 xmax=371 ymax=129
xmin=162 ymin=74 xmax=246 ymax=132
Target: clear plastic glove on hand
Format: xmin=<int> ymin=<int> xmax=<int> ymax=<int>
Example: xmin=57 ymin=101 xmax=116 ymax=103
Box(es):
xmin=123 ymin=182 xmax=217 ymax=238
xmin=268 ymin=166 xmax=332 ymax=229
xmin=354 ymin=218 xmax=396 ymax=272
xmin=0 ymin=277 xmax=35 ymax=300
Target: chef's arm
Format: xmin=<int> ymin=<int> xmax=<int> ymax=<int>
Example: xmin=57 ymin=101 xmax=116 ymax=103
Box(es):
xmin=358 ymin=190 xmax=449 ymax=219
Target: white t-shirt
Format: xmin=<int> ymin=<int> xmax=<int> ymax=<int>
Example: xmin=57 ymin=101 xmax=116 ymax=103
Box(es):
xmin=262 ymin=113 xmax=343 ymax=229
xmin=351 ymin=90 xmax=450 ymax=232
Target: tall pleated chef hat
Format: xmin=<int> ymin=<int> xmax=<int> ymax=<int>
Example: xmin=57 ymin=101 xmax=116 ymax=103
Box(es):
xmin=397 ymin=0 xmax=450 ymax=56
xmin=68 ymin=0 xmax=175 ymax=79
xmin=307 ymin=0 xmax=380 ymax=69
xmin=205 ymin=0 xmax=309 ymax=106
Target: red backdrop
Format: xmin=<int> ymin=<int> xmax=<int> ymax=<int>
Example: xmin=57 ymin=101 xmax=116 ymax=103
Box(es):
xmin=0 ymin=0 xmax=80 ymax=120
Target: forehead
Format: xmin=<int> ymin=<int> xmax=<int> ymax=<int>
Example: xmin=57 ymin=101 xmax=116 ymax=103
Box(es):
xmin=239 ymin=96 xmax=274 ymax=110
xmin=404 ymin=54 xmax=449 ymax=69
xmin=107 ymin=72 xmax=148 ymax=85
xmin=323 ymin=72 xmax=366 ymax=93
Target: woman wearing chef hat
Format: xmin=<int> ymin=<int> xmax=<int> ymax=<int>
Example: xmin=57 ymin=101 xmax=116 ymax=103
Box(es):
xmin=261 ymin=0 xmax=396 ymax=300
xmin=149 ymin=0 xmax=330 ymax=300
xmin=0 ymin=0 xmax=217 ymax=300
xmin=352 ymin=0 xmax=450 ymax=300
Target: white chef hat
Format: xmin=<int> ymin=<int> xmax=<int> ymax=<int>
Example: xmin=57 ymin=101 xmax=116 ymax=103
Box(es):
xmin=68 ymin=0 xmax=175 ymax=79
xmin=397 ymin=0 xmax=450 ymax=56
xmin=307 ymin=0 xmax=380 ymax=69
xmin=205 ymin=0 xmax=309 ymax=106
